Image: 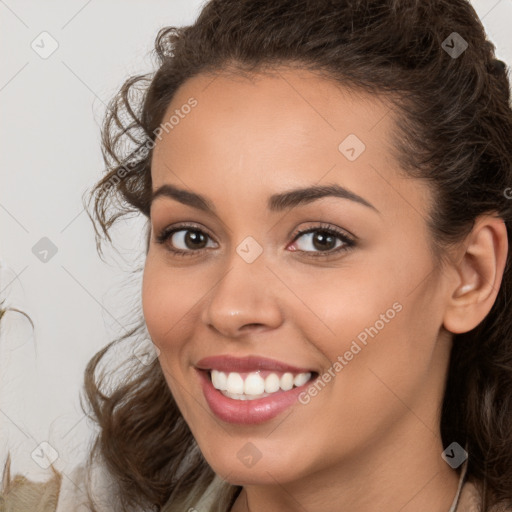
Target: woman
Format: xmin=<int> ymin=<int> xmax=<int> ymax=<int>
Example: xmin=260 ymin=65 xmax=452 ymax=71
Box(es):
xmin=2 ymin=0 xmax=512 ymax=510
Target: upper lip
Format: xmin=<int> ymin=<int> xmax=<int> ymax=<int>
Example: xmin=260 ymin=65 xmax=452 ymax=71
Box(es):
xmin=195 ymin=355 xmax=314 ymax=374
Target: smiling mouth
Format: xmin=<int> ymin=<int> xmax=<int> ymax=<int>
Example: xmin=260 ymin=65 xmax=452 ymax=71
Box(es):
xmin=207 ymin=369 xmax=318 ymax=400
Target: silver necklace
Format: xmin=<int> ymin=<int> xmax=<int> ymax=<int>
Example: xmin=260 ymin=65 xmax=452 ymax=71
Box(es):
xmin=448 ymin=457 xmax=469 ymax=512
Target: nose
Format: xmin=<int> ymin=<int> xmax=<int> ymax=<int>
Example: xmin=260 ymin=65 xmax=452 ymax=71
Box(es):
xmin=200 ymin=256 xmax=284 ymax=338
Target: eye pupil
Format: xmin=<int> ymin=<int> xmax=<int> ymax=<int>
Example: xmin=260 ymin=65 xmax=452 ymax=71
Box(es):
xmin=186 ymin=230 xmax=208 ymax=249
xmin=313 ymin=231 xmax=336 ymax=251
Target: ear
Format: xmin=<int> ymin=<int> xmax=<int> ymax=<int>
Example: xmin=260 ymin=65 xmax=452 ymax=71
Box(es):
xmin=443 ymin=214 xmax=508 ymax=334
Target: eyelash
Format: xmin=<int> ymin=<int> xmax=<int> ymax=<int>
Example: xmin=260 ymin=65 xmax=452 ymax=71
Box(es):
xmin=155 ymin=222 xmax=356 ymax=259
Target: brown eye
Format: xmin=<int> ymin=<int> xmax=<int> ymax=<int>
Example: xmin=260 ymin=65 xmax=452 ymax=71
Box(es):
xmin=173 ymin=229 xmax=209 ymax=250
xmin=297 ymin=230 xmax=340 ymax=251
xmin=290 ymin=225 xmax=356 ymax=257
xmin=156 ymin=226 xmax=216 ymax=256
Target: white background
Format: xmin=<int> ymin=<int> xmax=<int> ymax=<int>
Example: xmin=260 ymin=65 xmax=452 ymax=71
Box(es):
xmin=1 ymin=0 xmax=511 ymax=480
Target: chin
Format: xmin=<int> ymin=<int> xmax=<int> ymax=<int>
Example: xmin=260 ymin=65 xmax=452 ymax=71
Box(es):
xmin=202 ymin=449 xmax=308 ymax=486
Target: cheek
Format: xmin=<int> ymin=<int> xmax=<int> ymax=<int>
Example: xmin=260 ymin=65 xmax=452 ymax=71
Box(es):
xmin=290 ymin=254 xmax=436 ymax=408
xmin=280 ymin=261 xmax=402 ymax=360
xmin=142 ymin=259 xmax=197 ymax=410
xmin=141 ymin=256 xmax=199 ymax=346
xmin=141 ymin=260 xmax=168 ymax=342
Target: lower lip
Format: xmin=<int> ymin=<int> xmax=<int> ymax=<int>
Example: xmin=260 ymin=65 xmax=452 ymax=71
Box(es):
xmin=198 ymin=370 xmax=314 ymax=425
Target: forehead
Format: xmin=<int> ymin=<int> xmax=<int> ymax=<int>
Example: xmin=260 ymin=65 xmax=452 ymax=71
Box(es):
xmin=150 ymin=67 xmax=431 ymax=220
xmin=153 ymin=67 xmax=392 ymax=160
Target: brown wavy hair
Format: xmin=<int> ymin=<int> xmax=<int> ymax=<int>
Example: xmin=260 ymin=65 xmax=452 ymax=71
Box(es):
xmin=82 ymin=0 xmax=512 ymax=510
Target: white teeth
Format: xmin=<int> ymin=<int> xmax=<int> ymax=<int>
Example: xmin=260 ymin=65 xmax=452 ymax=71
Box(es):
xmin=280 ymin=372 xmax=294 ymax=391
xmin=210 ymin=370 xmax=312 ymax=399
xmin=210 ymin=370 xmax=227 ymax=390
xmin=244 ymin=373 xmax=266 ymax=395
xmin=264 ymin=373 xmax=280 ymax=393
xmin=226 ymin=372 xmax=244 ymax=394
xmin=222 ymin=390 xmax=271 ymax=401
xmin=293 ymin=372 xmax=310 ymax=387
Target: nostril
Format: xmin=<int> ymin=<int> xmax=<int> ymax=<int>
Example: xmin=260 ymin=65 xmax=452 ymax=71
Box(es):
xmin=241 ymin=323 xmax=265 ymax=331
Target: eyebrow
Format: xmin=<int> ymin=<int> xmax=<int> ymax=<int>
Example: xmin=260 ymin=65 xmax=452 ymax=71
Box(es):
xmin=151 ymin=183 xmax=379 ymax=214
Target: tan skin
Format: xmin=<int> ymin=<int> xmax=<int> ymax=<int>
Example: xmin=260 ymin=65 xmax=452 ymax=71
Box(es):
xmin=142 ymin=67 xmax=508 ymax=512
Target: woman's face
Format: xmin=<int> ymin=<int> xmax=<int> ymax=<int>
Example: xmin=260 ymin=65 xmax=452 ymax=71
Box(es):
xmin=142 ymin=68 xmax=454 ymax=485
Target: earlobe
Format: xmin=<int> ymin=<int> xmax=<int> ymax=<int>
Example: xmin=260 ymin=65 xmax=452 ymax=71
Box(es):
xmin=443 ymin=215 xmax=508 ymax=334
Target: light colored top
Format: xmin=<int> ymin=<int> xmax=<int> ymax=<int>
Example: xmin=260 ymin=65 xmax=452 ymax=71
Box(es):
xmin=1 ymin=456 xmax=509 ymax=512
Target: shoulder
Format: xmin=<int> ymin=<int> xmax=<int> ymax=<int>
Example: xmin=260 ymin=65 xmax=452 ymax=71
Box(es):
xmin=192 ymin=475 xmax=239 ymax=512
xmin=55 ymin=459 xmax=119 ymax=512
xmin=459 ymin=480 xmax=512 ymax=512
